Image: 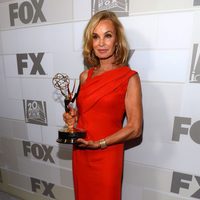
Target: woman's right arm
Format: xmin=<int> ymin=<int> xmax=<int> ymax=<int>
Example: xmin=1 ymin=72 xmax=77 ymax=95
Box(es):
xmin=63 ymin=69 xmax=89 ymax=126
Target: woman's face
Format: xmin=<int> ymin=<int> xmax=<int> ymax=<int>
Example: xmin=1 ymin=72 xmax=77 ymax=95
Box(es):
xmin=92 ymin=19 xmax=117 ymax=61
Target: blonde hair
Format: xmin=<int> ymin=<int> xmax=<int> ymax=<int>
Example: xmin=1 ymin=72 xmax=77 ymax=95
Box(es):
xmin=83 ymin=10 xmax=129 ymax=67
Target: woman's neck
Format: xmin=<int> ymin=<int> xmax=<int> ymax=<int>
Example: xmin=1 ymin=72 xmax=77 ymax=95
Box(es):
xmin=98 ymin=58 xmax=120 ymax=71
xmin=98 ymin=64 xmax=117 ymax=71
xmin=98 ymin=54 xmax=114 ymax=69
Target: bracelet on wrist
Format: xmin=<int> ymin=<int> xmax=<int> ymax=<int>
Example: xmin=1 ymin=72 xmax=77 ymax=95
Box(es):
xmin=99 ymin=139 xmax=107 ymax=149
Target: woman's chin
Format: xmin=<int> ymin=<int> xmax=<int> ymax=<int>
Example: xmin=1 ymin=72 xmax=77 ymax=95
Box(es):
xmin=98 ymin=54 xmax=115 ymax=60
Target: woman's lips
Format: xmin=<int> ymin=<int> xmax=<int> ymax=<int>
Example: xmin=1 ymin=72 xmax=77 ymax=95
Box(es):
xmin=97 ymin=49 xmax=108 ymax=53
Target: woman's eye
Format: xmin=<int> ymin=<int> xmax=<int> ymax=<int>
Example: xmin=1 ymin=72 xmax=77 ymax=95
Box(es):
xmin=105 ymin=34 xmax=112 ymax=38
xmin=92 ymin=34 xmax=98 ymax=39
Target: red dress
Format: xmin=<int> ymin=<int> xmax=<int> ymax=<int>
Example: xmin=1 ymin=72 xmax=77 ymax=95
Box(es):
xmin=73 ymin=66 xmax=137 ymax=200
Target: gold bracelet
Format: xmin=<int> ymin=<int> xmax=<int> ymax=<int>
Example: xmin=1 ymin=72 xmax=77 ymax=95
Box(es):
xmin=99 ymin=139 xmax=107 ymax=149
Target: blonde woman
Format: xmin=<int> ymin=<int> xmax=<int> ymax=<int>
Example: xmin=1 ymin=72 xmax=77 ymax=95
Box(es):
xmin=64 ymin=10 xmax=143 ymax=200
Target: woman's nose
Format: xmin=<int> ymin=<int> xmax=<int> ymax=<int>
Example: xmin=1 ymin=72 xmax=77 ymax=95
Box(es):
xmin=99 ymin=38 xmax=105 ymax=46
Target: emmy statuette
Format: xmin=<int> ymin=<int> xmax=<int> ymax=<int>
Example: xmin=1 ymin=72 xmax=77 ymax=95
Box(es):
xmin=52 ymin=73 xmax=86 ymax=144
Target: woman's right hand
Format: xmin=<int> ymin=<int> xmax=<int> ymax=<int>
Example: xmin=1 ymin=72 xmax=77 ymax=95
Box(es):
xmin=63 ymin=107 xmax=77 ymax=129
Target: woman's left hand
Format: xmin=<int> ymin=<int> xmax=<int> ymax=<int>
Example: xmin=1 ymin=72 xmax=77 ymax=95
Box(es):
xmin=76 ymin=138 xmax=100 ymax=149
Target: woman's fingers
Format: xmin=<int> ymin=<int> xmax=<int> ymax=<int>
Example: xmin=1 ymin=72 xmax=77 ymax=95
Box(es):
xmin=63 ymin=111 xmax=77 ymax=126
xmin=69 ymin=107 xmax=76 ymax=117
xmin=76 ymin=139 xmax=100 ymax=149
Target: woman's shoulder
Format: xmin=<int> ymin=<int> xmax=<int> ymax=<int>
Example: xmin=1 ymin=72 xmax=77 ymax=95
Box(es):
xmin=79 ymin=67 xmax=95 ymax=84
xmin=122 ymin=66 xmax=138 ymax=77
xmin=79 ymin=69 xmax=89 ymax=85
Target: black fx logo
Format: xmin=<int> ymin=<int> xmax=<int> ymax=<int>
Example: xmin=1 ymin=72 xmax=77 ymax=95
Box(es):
xmin=171 ymin=171 xmax=200 ymax=199
xmin=31 ymin=177 xmax=55 ymax=199
xmin=9 ymin=0 xmax=46 ymax=26
xmin=17 ymin=53 xmax=46 ymax=75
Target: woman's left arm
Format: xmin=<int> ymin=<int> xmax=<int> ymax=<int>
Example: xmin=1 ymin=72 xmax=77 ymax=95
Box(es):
xmin=105 ymin=73 xmax=143 ymax=145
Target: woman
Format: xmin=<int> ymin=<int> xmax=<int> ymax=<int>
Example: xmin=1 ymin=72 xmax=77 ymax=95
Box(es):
xmin=64 ymin=10 xmax=143 ymax=200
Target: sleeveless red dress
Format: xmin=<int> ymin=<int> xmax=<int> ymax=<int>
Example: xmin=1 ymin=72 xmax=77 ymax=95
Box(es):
xmin=73 ymin=66 xmax=137 ymax=200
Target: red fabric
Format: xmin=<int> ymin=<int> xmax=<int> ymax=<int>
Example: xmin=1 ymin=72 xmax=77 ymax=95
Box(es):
xmin=73 ymin=66 xmax=137 ymax=200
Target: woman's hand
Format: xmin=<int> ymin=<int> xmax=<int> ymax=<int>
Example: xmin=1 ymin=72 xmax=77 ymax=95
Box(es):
xmin=63 ymin=107 xmax=77 ymax=129
xmin=76 ymin=138 xmax=100 ymax=149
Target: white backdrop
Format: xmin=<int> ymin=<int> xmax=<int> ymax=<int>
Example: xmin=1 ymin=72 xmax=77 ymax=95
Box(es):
xmin=0 ymin=0 xmax=200 ymax=200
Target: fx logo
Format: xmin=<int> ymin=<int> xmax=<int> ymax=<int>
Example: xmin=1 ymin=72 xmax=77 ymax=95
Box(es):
xmin=171 ymin=171 xmax=200 ymax=199
xmin=189 ymin=44 xmax=200 ymax=83
xmin=9 ymin=0 xmax=46 ymax=26
xmin=17 ymin=53 xmax=46 ymax=75
xmin=31 ymin=177 xmax=55 ymax=199
xmin=23 ymin=141 xmax=55 ymax=163
xmin=172 ymin=116 xmax=200 ymax=144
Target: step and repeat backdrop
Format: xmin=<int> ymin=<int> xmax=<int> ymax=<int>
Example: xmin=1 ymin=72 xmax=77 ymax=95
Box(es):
xmin=0 ymin=0 xmax=200 ymax=200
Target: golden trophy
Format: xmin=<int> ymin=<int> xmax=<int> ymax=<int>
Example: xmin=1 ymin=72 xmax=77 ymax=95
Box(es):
xmin=52 ymin=73 xmax=86 ymax=144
